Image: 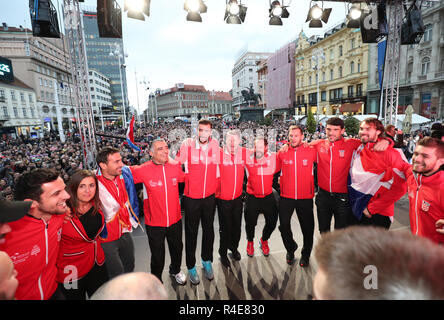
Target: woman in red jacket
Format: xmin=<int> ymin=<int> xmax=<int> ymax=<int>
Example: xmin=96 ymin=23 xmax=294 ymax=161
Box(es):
xmin=56 ymin=170 xmax=109 ymax=300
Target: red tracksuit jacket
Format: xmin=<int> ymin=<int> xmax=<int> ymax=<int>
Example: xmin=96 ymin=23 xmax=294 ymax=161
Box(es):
xmin=131 ymin=161 xmax=185 ymax=227
xmin=56 ymin=211 xmax=106 ymax=283
xmin=245 ymin=152 xmax=277 ymax=198
xmin=277 ymin=144 xmax=317 ymax=200
xmin=176 ymin=139 xmax=219 ymax=199
xmin=406 ymin=168 xmax=444 ymax=244
xmin=216 ymin=147 xmax=248 ymax=201
xmin=0 ymin=214 xmax=65 ymax=300
xmin=312 ymin=138 xmax=361 ymax=193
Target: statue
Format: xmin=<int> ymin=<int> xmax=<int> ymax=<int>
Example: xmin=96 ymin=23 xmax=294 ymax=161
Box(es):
xmin=241 ymin=84 xmax=262 ymax=107
xmin=402 ymin=105 xmax=414 ymax=134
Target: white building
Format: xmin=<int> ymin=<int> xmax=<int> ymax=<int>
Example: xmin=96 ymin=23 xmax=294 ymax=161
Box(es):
xmin=231 ymin=51 xmax=272 ymax=110
xmin=88 ymin=69 xmax=112 ymax=128
xmin=0 ymin=77 xmax=41 ymax=138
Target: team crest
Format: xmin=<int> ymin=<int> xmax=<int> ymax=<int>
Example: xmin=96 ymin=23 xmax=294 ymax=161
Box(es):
xmin=421 ymin=200 xmax=430 ymax=212
xmin=339 ymin=150 xmax=345 ymax=158
xmin=302 ymin=159 xmax=308 ymax=166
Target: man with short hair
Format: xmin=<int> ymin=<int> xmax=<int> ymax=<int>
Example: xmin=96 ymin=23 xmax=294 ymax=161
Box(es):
xmin=0 ymin=169 xmax=70 ymax=300
xmin=313 ymin=226 xmax=444 ymax=299
xmin=176 ymin=119 xmax=219 ymax=284
xmin=276 ymin=125 xmax=317 ymax=267
xmin=130 ymin=139 xmax=186 ymax=285
xmin=0 ymin=251 xmax=18 ymax=300
xmin=96 ymin=147 xmax=138 ymax=279
xmin=403 ymin=137 xmax=444 ymax=244
xmin=215 ymin=130 xmax=247 ymax=268
xmin=384 ymin=124 xmax=404 ymax=148
xmin=348 ymin=118 xmax=408 ymax=229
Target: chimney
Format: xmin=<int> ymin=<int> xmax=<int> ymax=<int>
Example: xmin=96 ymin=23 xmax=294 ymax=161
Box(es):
xmin=2 ymin=22 xmax=7 ymax=31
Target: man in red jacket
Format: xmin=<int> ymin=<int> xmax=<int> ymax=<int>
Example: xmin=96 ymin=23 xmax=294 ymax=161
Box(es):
xmin=244 ymin=137 xmax=279 ymax=258
xmin=404 ymin=137 xmax=444 ymax=244
xmin=0 ymin=169 xmax=70 ymax=300
xmin=176 ymin=119 xmax=219 ymax=285
xmin=215 ymin=130 xmax=246 ymax=268
xmin=130 ymin=138 xmax=186 ymax=285
xmin=277 ymin=125 xmax=317 ymax=267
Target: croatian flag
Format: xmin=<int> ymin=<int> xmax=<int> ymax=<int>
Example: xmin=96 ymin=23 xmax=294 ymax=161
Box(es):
xmin=347 ymin=145 xmax=405 ymax=220
xmin=126 ymin=116 xmax=141 ymax=152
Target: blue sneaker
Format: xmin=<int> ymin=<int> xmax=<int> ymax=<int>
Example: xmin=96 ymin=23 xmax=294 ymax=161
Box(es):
xmin=188 ymin=267 xmax=200 ymax=285
xmin=201 ymin=260 xmax=214 ymax=280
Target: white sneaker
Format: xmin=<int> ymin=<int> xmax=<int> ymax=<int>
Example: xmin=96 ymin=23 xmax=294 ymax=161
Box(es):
xmin=171 ymin=271 xmax=187 ymax=285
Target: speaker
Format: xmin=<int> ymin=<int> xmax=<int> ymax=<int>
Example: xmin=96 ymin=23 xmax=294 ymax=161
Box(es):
xmin=29 ymin=0 xmax=60 ymax=38
xmin=97 ymin=0 xmax=122 ymax=38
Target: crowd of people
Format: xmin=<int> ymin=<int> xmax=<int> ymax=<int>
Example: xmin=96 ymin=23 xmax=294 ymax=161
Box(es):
xmin=0 ymin=116 xmax=443 ymax=300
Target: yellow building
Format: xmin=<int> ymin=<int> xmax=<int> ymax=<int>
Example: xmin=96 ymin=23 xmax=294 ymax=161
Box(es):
xmin=294 ymin=22 xmax=369 ymax=116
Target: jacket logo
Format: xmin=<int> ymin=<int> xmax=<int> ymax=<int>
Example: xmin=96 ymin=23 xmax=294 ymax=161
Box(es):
xmin=157 ymin=180 xmax=163 ymax=187
xmin=421 ymin=200 xmax=430 ymax=212
xmin=31 ymin=245 xmax=41 ymax=256
xmin=339 ymin=150 xmax=345 ymax=158
xmin=172 ymin=178 xmax=177 ymax=185
xmin=283 ymin=159 xmax=293 ymax=165
xmin=149 ymin=180 xmax=158 ymax=187
xmin=303 ymin=159 xmax=308 ymax=166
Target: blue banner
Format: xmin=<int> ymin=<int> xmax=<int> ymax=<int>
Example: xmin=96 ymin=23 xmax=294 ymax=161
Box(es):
xmin=377 ymin=40 xmax=386 ymax=89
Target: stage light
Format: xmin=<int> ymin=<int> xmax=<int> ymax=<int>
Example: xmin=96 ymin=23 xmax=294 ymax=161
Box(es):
xmin=184 ymin=0 xmax=207 ymax=22
xmin=29 ymin=0 xmax=60 ymax=38
xmin=306 ymin=1 xmax=331 ymax=28
xmin=124 ymin=0 xmax=150 ymax=21
xmin=269 ymin=1 xmax=289 ymax=25
xmin=347 ymin=4 xmax=361 ymax=28
xmin=224 ymin=0 xmax=247 ymax=24
xmin=97 ymin=0 xmax=122 ymax=38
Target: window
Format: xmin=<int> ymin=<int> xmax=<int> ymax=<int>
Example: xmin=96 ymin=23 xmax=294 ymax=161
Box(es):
xmin=356 ymin=84 xmax=363 ymax=96
xmin=339 ymin=45 xmax=343 ymax=57
xmin=10 ymin=91 xmax=16 ymax=101
xmin=321 ymin=91 xmax=326 ymax=101
xmin=423 ymin=24 xmax=433 ymax=42
xmin=348 ymin=85 xmax=354 ymax=97
xmin=339 ymin=66 xmax=343 ymax=78
xmin=358 ymin=62 xmax=361 ymax=73
xmin=322 ymin=72 xmax=325 ymax=82
xmin=421 ymin=57 xmax=430 ymax=75
xmin=29 ymin=94 xmax=33 ymax=103
xmin=3 ymin=106 xmax=8 ymax=116
xmin=330 ymin=49 xmax=334 ymax=60
xmin=37 ymin=65 xmax=40 ymax=72
xmin=330 ymin=69 xmax=334 ymax=80
xmin=13 ymin=107 xmax=18 ymax=117
xmin=22 ymin=108 xmax=27 ymax=118
xmin=309 ymin=76 xmax=312 ymax=86
xmin=350 ymin=61 xmax=355 ymax=74
xmin=20 ymin=93 xmax=25 ymax=102
xmin=0 ymin=89 xmax=4 ymax=99
xmin=350 ymin=38 xmax=355 ymax=49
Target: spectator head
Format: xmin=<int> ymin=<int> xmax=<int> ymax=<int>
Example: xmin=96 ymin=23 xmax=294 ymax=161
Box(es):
xmin=412 ymin=137 xmax=444 ymax=176
xmin=67 ymin=170 xmax=102 ymax=216
xmin=325 ymin=117 xmax=345 ymax=142
xmin=430 ymin=123 xmax=444 ymax=142
xmin=97 ymin=147 xmax=124 ymax=178
xmin=359 ymin=118 xmax=384 ymax=144
xmin=224 ymin=130 xmax=241 ymax=155
xmin=0 ymin=251 xmax=18 ymax=300
xmin=13 ymin=169 xmax=70 ymax=219
xmin=90 ymin=272 xmax=168 ymax=300
xmin=288 ymin=125 xmax=304 ymax=148
xmin=253 ymin=137 xmax=268 ymax=159
xmin=385 ymin=124 xmax=396 ymax=138
xmin=313 ymin=226 xmax=444 ymax=300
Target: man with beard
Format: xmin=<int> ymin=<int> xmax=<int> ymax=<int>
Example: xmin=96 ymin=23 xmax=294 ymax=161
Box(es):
xmin=0 ymin=169 xmax=71 ymax=300
xmin=176 ymin=120 xmax=219 ymax=285
xmin=348 ymin=118 xmax=408 ymax=229
xmin=403 ymin=137 xmax=444 ymax=244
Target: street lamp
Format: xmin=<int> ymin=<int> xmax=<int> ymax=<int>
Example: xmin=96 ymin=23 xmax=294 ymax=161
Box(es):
xmin=312 ymin=48 xmax=325 ymax=123
xmin=109 ymin=47 xmax=128 ymax=129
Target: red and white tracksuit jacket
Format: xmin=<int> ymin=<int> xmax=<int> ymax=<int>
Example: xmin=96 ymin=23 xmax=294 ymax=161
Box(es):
xmin=0 ymin=214 xmax=65 ymax=300
xmin=176 ymin=139 xmax=220 ymax=199
xmin=56 ymin=211 xmax=106 ymax=283
xmin=405 ymin=168 xmax=444 ymax=244
xmin=130 ymin=161 xmax=185 ymax=227
xmin=216 ymin=147 xmax=248 ymax=201
xmin=311 ymin=138 xmax=361 ymax=193
xmin=245 ymin=152 xmax=278 ymax=198
xmin=277 ymin=144 xmax=317 ymax=199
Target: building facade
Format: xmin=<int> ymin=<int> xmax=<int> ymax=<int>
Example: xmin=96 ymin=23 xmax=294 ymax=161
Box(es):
xmin=294 ymin=24 xmax=369 ymax=116
xmin=232 ymin=51 xmax=272 ymax=110
xmin=0 ymin=77 xmax=41 ymax=138
xmin=88 ymin=69 xmax=112 ymax=129
xmin=82 ymin=10 xmax=129 ymax=122
xmin=256 ymin=59 xmax=267 ymax=109
xmin=367 ymin=0 xmax=444 ymax=121
xmin=0 ymin=24 xmax=76 ymax=131
xmin=208 ymin=91 xmax=233 ymax=116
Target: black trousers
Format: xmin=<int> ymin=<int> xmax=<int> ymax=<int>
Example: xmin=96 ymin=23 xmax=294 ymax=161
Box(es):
xmin=183 ymin=194 xmax=216 ymax=269
xmin=279 ymin=197 xmax=314 ymax=257
xmin=101 ymin=232 xmax=135 ymax=279
xmin=217 ymin=196 xmax=243 ymax=257
xmin=315 ymin=188 xmax=358 ymax=233
xmin=145 ymin=220 xmax=183 ymax=282
xmin=360 ymin=213 xmax=391 ymax=229
xmin=244 ymin=193 xmax=278 ymax=242
xmin=60 ymin=263 xmax=109 ymax=300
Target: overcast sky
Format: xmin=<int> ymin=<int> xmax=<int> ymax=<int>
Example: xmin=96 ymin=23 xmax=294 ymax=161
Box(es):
xmin=1 ymin=0 xmax=349 ymax=112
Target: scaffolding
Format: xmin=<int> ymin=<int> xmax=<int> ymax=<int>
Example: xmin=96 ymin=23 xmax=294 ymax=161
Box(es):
xmin=62 ymin=0 xmax=97 ymax=170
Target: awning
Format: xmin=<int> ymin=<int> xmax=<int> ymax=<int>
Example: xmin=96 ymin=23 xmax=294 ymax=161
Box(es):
xmin=340 ymin=103 xmax=362 ymax=113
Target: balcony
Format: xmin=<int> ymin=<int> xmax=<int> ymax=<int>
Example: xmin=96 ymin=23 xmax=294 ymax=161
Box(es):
xmin=0 ymin=96 xmax=5 ymax=103
xmin=0 ymin=115 xmax=10 ymax=121
xmin=435 ymin=71 xmax=444 ymax=79
xmin=417 ymin=75 xmax=427 ymax=81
